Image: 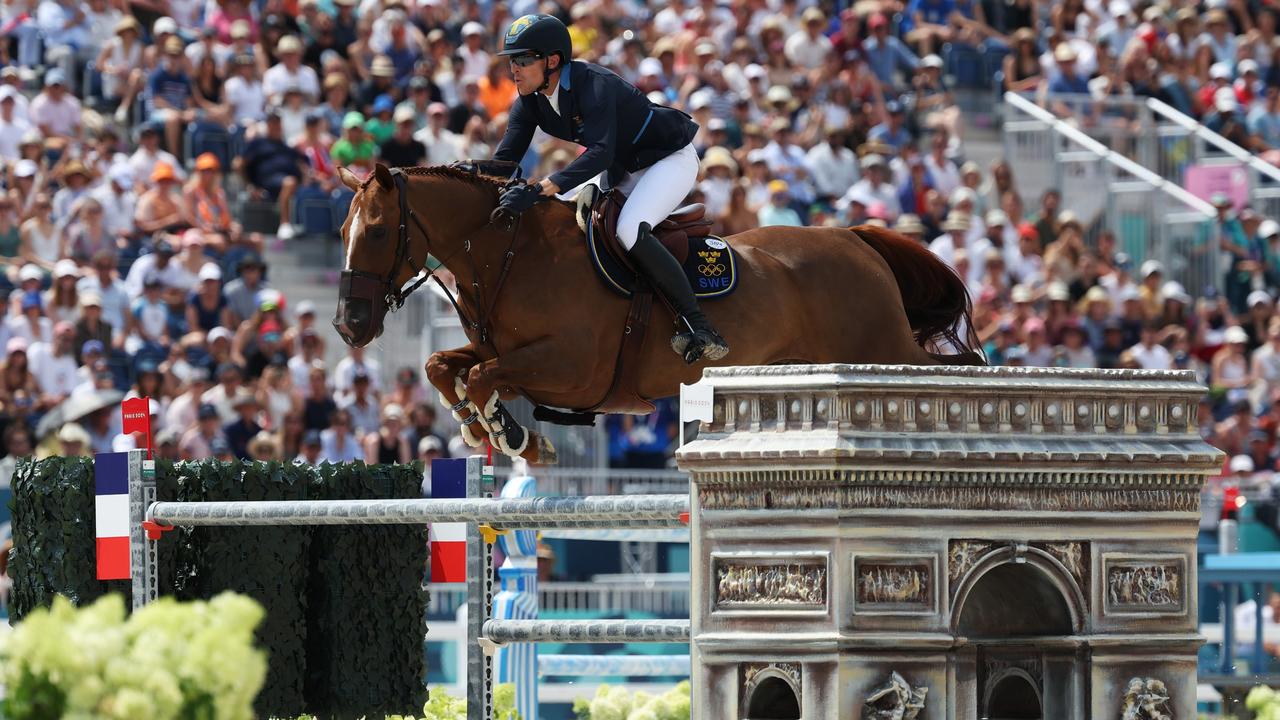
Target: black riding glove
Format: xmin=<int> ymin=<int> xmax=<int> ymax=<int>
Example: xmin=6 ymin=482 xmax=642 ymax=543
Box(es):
xmin=491 ymin=182 xmax=544 ymax=230
xmin=502 ymin=182 xmax=544 ymax=213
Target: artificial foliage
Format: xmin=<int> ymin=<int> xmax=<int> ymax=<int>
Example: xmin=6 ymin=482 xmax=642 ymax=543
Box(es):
xmin=9 ymin=455 xmax=132 ymax=618
xmin=9 ymin=456 xmax=430 ymax=720
xmin=0 ymin=592 xmax=267 ymax=720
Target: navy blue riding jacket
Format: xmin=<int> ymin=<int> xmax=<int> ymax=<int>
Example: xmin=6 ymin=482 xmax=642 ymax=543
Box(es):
xmin=493 ymin=60 xmax=699 ymax=191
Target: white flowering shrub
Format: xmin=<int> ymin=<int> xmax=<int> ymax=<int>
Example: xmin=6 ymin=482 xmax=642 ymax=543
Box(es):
xmin=0 ymin=592 xmax=267 ymax=720
xmin=572 ymin=681 xmax=691 ymax=720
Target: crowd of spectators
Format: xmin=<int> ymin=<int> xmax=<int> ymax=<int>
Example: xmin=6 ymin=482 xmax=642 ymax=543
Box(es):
xmin=3 ymin=0 xmax=1280 ymax=480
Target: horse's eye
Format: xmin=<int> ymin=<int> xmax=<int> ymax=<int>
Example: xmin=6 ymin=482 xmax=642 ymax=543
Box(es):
xmin=368 ymin=225 xmax=387 ymax=242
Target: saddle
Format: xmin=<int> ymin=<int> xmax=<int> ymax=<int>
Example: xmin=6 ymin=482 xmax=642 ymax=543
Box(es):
xmin=590 ymin=190 xmax=713 ymax=266
xmin=573 ymin=188 xmax=736 ymax=418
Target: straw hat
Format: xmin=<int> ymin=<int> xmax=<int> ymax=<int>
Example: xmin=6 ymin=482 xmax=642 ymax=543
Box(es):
xmin=894 ymin=213 xmax=925 ymax=234
xmin=941 ymin=213 xmax=971 ymax=232
xmin=700 ymin=146 xmax=738 ymax=174
xmin=115 ymin=16 xmax=141 ymax=34
xmin=371 ymin=56 xmax=396 ymax=78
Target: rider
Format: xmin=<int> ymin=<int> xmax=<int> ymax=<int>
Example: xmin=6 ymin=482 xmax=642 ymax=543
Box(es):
xmin=491 ymin=14 xmax=729 ymax=365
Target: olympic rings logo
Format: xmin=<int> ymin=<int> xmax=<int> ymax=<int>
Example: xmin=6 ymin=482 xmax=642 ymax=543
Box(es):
xmin=699 ymin=264 xmax=726 ymax=277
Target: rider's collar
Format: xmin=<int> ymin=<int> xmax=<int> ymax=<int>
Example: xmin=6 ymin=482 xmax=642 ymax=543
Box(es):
xmin=559 ymin=61 xmax=571 ymax=91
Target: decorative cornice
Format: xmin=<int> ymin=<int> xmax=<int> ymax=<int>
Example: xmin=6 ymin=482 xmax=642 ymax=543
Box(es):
xmin=678 ymin=364 xmax=1223 ymax=475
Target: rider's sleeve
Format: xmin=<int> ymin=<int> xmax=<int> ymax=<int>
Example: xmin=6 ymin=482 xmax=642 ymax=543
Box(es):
xmin=493 ymin=98 xmax=537 ymax=164
xmin=548 ymin=73 xmax=617 ymax=192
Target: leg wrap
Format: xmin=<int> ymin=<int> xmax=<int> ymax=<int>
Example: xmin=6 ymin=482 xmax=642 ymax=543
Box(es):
xmin=481 ymin=393 xmax=528 ymax=456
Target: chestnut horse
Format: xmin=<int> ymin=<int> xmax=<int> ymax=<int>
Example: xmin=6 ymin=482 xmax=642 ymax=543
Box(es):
xmin=333 ymin=163 xmax=981 ymax=465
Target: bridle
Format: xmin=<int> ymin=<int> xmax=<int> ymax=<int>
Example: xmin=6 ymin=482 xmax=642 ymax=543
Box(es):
xmin=334 ymin=165 xmax=523 ymax=349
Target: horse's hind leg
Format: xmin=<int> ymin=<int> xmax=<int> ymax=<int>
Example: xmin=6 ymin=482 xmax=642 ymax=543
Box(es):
xmin=426 ymin=346 xmax=490 ymax=449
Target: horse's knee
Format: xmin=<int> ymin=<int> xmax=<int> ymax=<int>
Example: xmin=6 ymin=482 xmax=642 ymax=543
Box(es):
xmin=425 ymin=355 xmax=452 ymax=385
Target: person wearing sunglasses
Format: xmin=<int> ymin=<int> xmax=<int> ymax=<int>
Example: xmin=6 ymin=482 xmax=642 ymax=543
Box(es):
xmin=491 ymin=14 xmax=728 ymax=365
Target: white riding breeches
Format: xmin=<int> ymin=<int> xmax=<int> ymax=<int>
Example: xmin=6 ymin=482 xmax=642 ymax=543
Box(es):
xmin=558 ymin=142 xmax=699 ymax=251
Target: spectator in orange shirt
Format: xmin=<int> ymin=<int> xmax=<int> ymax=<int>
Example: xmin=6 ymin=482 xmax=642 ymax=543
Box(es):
xmin=478 ymin=55 xmax=518 ymax=120
xmin=186 ymin=152 xmax=242 ymax=252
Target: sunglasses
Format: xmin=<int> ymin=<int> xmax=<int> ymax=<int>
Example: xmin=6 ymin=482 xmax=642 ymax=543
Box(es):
xmin=509 ymin=53 xmax=544 ymax=68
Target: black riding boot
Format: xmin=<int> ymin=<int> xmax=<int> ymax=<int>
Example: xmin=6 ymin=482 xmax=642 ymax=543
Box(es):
xmin=628 ymin=223 xmax=730 ymax=364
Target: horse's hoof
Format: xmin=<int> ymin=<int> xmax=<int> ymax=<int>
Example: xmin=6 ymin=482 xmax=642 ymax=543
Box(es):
xmin=524 ymin=434 xmax=557 ymax=465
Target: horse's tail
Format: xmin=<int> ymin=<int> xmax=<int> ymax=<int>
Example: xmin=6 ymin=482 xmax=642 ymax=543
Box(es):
xmin=850 ymin=224 xmax=986 ymax=365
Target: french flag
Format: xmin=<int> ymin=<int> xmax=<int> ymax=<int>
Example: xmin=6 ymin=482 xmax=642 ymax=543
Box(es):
xmin=429 ymin=458 xmax=467 ymax=582
xmin=94 ymin=453 xmax=131 ymax=580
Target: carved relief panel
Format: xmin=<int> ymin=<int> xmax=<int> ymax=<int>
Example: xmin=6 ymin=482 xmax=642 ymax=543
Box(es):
xmin=1103 ymin=555 xmax=1187 ymax=616
xmin=853 ymin=554 xmax=937 ymax=615
xmin=712 ymin=553 xmax=828 ymax=613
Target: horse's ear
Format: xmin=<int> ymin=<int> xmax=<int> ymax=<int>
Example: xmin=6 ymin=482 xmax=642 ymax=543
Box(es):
xmin=337 ymin=167 xmax=361 ymax=191
xmin=373 ymin=163 xmax=394 ymax=190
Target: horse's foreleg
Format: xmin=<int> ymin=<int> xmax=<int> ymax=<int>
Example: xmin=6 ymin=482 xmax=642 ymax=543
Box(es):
xmin=425 ymin=347 xmax=490 ymax=449
xmin=464 ymin=340 xmax=595 ymax=465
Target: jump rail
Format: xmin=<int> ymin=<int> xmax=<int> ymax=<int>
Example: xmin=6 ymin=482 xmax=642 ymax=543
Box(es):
xmin=483 ymin=619 xmax=691 ymax=644
xmin=147 ymin=495 xmax=690 ymax=529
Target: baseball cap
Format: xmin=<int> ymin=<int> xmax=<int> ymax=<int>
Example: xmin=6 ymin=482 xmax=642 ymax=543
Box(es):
xmin=342 ymin=111 xmax=365 ymax=130
xmin=210 ymin=436 xmax=232 ymax=454
xmin=18 ymin=263 xmax=42 ymax=282
xmin=6 ymin=336 xmax=27 ymax=354
xmin=1231 ymin=454 xmax=1255 ymax=473
xmin=44 ymin=68 xmax=66 ymax=86
xmin=1140 ymin=259 xmax=1164 ymax=278
xmin=80 ymin=290 xmax=103 ymax=307
xmin=303 ymin=429 xmax=322 ymax=446
xmin=208 ymin=326 xmax=234 ymax=343
xmin=153 ymin=16 xmax=178 ymax=35
xmin=393 ymin=105 xmax=416 ymax=124
xmin=198 ymin=263 xmax=223 ymax=282
xmin=372 ymin=94 xmax=395 ymax=114
xmin=13 ymin=159 xmax=36 ymax=178
xmin=54 ymin=258 xmax=78 ymax=279
xmin=296 ymin=300 xmax=316 ymax=317
xmin=81 ymin=339 xmax=105 ymax=356
xmin=1249 ymin=290 xmax=1274 ymax=308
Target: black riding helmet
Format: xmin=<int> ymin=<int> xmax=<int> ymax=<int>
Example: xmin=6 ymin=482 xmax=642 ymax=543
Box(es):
xmin=499 ymin=14 xmax=572 ymax=66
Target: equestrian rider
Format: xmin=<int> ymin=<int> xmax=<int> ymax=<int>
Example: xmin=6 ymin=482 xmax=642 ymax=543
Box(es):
xmin=490 ymin=14 xmax=730 ymax=365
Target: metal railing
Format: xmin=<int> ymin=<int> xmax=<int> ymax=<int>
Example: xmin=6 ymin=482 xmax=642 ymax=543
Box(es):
xmin=1144 ymin=97 xmax=1280 ymax=222
xmin=494 ymin=466 xmax=688 ymax=497
xmin=1002 ymin=92 xmax=1217 ymax=294
xmin=429 ymin=577 xmax=692 ymax=618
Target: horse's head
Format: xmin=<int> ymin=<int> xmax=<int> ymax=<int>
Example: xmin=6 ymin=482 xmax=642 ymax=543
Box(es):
xmin=333 ymin=163 xmax=416 ymax=347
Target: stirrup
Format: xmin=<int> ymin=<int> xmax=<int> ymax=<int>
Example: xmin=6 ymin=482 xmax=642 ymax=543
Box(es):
xmin=670 ymin=318 xmax=729 ymax=364
xmin=575 ymin=184 xmax=599 ymax=234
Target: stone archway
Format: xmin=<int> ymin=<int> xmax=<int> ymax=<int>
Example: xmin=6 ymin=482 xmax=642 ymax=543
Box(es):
xmin=952 ymin=551 xmax=1086 ymax=720
xmin=745 ymin=676 xmax=800 ymax=719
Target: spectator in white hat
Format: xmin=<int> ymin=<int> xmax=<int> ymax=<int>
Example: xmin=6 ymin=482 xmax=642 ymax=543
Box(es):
xmin=458 ymin=21 xmax=490 ymax=81
xmin=263 ymin=35 xmax=319 ymax=105
xmin=0 ymin=87 xmax=30 ymax=162
xmin=785 ymin=7 xmax=833 ymax=70
xmin=1213 ymin=325 xmax=1254 ymax=405
xmin=90 ymin=164 xmax=137 ymax=243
